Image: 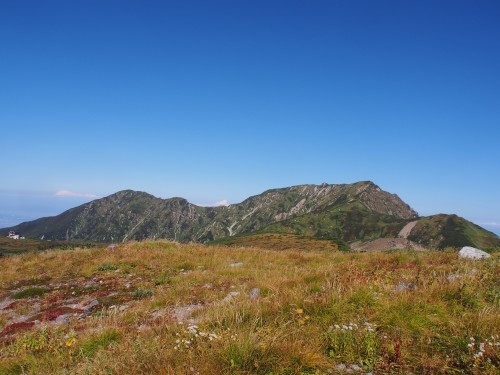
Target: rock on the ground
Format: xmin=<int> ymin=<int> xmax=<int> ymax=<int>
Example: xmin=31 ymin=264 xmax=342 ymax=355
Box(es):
xmin=393 ymin=282 xmax=417 ymax=292
xmin=0 ymin=298 xmax=14 ymax=310
xmin=447 ymin=274 xmax=461 ymax=282
xmin=54 ymin=314 xmax=70 ymax=325
xmin=222 ymin=291 xmax=241 ymax=303
xmin=248 ymin=288 xmax=260 ymax=300
xmin=349 ymin=364 xmax=362 ymax=372
xmin=82 ymin=299 xmax=99 ymax=316
xmin=170 ymin=304 xmax=203 ymax=323
xmin=459 ymin=246 xmax=491 ymax=260
xmin=333 ymin=363 xmax=364 ymax=373
xmin=85 ymin=299 xmax=99 ymax=310
xmin=137 ymin=324 xmax=152 ymax=332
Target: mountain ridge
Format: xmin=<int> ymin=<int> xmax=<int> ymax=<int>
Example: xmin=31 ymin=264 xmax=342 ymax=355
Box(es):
xmin=2 ymin=181 xmax=498 ymax=250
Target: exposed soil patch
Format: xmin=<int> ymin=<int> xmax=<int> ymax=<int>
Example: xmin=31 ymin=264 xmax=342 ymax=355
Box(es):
xmin=350 ymin=237 xmax=426 ymax=252
xmin=399 ymin=220 xmax=418 ymax=239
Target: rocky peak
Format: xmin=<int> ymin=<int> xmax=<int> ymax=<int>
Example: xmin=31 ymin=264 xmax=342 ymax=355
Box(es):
xmin=1 ymin=182 xmax=420 ymax=243
xmin=353 ymin=182 xmax=418 ymax=219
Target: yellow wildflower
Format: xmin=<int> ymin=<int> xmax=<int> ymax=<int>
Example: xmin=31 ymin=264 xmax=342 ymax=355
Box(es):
xmin=65 ymin=337 xmax=76 ymax=347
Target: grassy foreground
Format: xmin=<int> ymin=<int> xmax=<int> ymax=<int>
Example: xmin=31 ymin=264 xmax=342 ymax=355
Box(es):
xmin=0 ymin=242 xmax=498 ymax=374
xmin=0 ymin=237 xmax=104 ymax=256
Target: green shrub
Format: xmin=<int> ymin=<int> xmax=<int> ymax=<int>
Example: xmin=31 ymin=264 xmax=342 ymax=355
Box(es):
xmin=133 ymin=288 xmax=153 ymax=299
xmin=443 ymin=285 xmax=481 ymax=310
xmin=97 ymin=263 xmax=118 ymax=272
xmin=324 ymin=323 xmax=380 ymax=370
xmin=81 ymin=329 xmax=120 ymax=357
xmin=174 ymin=262 xmax=195 ymax=271
xmin=0 ymin=361 xmax=26 ymax=375
xmin=12 ymin=287 xmax=49 ymax=299
xmin=154 ymin=273 xmax=172 ymax=286
xmin=348 ymin=288 xmax=379 ymax=309
xmin=226 ymin=338 xmax=262 ymax=371
xmin=13 ymin=326 xmax=53 ymax=353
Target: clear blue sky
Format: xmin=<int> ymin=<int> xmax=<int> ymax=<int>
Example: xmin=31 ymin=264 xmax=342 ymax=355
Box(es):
xmin=1 ymin=1 xmax=499 ymax=235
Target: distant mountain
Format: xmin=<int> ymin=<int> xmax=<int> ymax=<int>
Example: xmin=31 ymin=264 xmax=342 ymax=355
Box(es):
xmin=2 ymin=181 xmax=498 ymax=250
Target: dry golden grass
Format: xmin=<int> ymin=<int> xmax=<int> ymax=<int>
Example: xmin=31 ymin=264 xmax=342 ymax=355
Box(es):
xmin=0 ymin=242 xmax=498 ymax=374
xmin=211 ymin=233 xmax=340 ymax=252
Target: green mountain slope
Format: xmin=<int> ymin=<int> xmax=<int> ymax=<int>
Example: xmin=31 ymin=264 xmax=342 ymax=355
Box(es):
xmin=2 ymin=182 xmax=498 ymax=249
xmin=6 ymin=190 xmax=214 ymax=243
xmin=261 ymin=201 xmax=408 ymax=244
xmin=408 ymin=214 xmax=500 ymax=249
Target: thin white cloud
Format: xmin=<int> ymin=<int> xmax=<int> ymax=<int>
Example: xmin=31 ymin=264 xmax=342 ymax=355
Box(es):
xmin=480 ymin=221 xmax=500 ymax=228
xmin=55 ymin=190 xmax=98 ymax=199
xmin=195 ymin=199 xmax=231 ymax=207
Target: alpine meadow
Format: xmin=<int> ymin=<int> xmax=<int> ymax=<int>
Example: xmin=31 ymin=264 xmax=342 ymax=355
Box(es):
xmin=1 ymin=1 xmax=499 ymax=374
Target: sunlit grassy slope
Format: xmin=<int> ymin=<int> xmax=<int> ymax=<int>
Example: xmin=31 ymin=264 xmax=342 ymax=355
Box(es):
xmin=0 ymin=242 xmax=498 ymax=374
xmin=209 ymin=233 xmax=341 ymax=252
xmin=0 ymin=238 xmax=104 ymax=256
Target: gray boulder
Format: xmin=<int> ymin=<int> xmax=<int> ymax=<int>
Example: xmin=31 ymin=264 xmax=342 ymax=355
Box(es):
xmin=248 ymin=288 xmax=260 ymax=300
xmin=459 ymin=246 xmax=491 ymax=260
xmin=82 ymin=299 xmax=99 ymax=317
xmin=393 ymin=281 xmax=417 ymax=292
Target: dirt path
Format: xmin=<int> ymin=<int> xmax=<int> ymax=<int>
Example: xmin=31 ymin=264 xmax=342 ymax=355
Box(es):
xmin=399 ymin=220 xmax=418 ymax=239
xmin=350 ymin=237 xmax=426 ymax=252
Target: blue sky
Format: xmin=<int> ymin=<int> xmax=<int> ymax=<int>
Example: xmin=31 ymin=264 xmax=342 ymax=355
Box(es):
xmin=1 ymin=1 xmax=499 ymax=235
